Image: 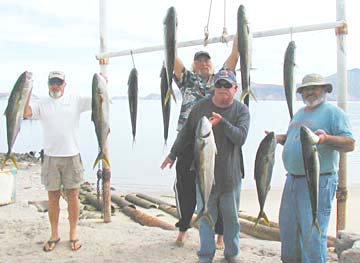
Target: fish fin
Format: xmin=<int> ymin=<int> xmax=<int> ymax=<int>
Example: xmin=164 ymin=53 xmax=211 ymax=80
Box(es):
xmin=164 ymin=88 xmax=176 ymax=106
xmin=203 ymin=211 xmax=215 ymax=228
xmin=2 ymin=153 xmax=18 ymax=169
xmin=92 ymin=152 xmax=111 ymax=169
xmin=254 ymin=210 xmax=270 ymax=228
xmin=307 ymin=219 xmax=322 ymax=243
xmin=249 ymin=89 xmax=257 ymax=102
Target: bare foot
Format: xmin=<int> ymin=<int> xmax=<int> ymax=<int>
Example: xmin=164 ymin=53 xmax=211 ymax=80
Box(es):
xmin=175 ymin=231 xmax=187 ymax=247
xmin=216 ymin=234 xmax=224 ymax=250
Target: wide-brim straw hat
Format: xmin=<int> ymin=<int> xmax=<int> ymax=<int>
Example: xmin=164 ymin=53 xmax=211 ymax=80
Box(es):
xmin=296 ymin=73 xmax=332 ymax=93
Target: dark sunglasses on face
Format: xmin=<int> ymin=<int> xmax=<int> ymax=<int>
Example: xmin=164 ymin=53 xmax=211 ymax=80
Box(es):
xmin=215 ymin=81 xmax=233 ymax=89
xmin=48 ymin=79 xmax=64 ymax=85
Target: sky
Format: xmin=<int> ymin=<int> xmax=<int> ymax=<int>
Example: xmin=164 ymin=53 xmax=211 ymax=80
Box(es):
xmin=1 ymin=0 xmax=359 ymax=98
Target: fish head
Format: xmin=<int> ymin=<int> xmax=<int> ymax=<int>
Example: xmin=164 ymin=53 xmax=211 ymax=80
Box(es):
xmin=92 ymin=73 xmax=107 ymax=95
xmin=300 ymin=125 xmax=319 ymax=145
xmin=164 ymin=6 xmax=176 ymax=25
xmin=196 ymin=116 xmax=212 ymax=139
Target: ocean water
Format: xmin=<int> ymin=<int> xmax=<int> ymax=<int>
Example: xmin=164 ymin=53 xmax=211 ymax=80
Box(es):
xmin=1 ymin=98 xmax=359 ymax=190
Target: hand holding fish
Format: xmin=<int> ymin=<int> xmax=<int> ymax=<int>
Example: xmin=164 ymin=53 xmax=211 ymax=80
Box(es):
xmin=265 ymin=130 xmax=286 ymax=145
xmin=314 ymin=129 xmax=327 ymax=144
xmin=209 ymin=112 xmax=222 ymax=127
xmin=160 ymin=155 xmax=175 ymax=169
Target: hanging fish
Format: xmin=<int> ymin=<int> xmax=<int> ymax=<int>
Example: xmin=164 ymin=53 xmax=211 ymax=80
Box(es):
xmin=283 ymin=41 xmax=296 ymax=120
xmin=237 ymin=4 xmax=256 ymax=107
xmin=91 ymin=73 xmax=110 ymax=168
xmin=3 ymin=71 xmax=33 ymax=168
xmin=160 ymin=64 xmax=171 ymax=145
xmin=128 ymin=68 xmax=138 ymax=145
xmin=163 ymin=6 xmax=177 ymax=105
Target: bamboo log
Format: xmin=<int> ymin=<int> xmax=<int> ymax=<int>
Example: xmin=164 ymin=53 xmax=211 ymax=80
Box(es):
xmin=121 ymin=206 xmax=176 ymax=231
xmin=111 ymin=194 xmax=136 ymax=209
xmin=136 ymin=193 xmax=174 ymax=207
xmin=239 ymin=212 xmax=279 ymax=228
xmin=240 ymin=219 xmax=280 ymax=241
xmin=158 ymin=204 xmax=179 ymax=218
xmin=83 ymin=193 xmax=115 ymax=214
xmin=125 ymin=194 xmax=158 ymax=209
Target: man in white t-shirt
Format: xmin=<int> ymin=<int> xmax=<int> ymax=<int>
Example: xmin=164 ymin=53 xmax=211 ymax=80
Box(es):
xmin=24 ymin=71 xmax=91 ymax=252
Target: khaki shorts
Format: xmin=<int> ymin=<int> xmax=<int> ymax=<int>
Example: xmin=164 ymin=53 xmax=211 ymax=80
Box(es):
xmin=41 ymin=154 xmax=84 ymax=191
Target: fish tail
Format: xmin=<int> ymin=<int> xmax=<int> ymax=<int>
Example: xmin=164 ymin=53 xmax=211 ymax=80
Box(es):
xmin=93 ymin=151 xmax=111 ymax=169
xmin=191 ymin=210 xmax=203 ymax=227
xmin=164 ymin=88 xmax=176 ymax=106
xmin=254 ymin=210 xmax=270 ymax=228
xmin=306 ymin=218 xmax=322 ymax=244
xmin=240 ymin=89 xmax=257 ymax=104
xmin=2 ymin=153 xmax=18 ymax=169
xmin=203 ymin=211 xmax=215 ymax=228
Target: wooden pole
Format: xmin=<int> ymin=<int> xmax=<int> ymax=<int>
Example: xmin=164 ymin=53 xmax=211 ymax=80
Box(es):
xmin=99 ymin=0 xmax=111 ymax=223
xmin=336 ymin=0 xmax=348 ymax=233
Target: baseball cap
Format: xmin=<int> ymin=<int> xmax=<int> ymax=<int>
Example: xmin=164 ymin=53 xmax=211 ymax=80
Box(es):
xmin=48 ymin=71 xmax=65 ymax=81
xmin=296 ymin=73 xmax=332 ymax=93
xmin=214 ymin=69 xmax=237 ymax=85
xmin=194 ymin=51 xmax=211 ymax=61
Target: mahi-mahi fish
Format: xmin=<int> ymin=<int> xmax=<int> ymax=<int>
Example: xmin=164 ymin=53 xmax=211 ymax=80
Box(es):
xmin=283 ymin=41 xmax=296 ymax=119
xmin=300 ymin=125 xmax=321 ymax=236
xmin=193 ymin=116 xmax=217 ymax=226
xmin=3 ymin=71 xmax=33 ymax=168
xmin=128 ymin=68 xmax=138 ymax=145
xmin=254 ymin=132 xmax=277 ymax=227
xmin=92 ymin=73 xmax=110 ymax=169
xmin=237 ymin=4 xmax=256 ymax=107
xmin=163 ymin=6 xmax=177 ymax=106
xmin=160 ymin=64 xmax=171 ymax=145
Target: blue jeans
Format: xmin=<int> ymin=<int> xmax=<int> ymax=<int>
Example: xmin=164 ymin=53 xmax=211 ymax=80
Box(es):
xmin=196 ymin=180 xmax=242 ymax=263
xmin=279 ymin=174 xmax=337 ymax=263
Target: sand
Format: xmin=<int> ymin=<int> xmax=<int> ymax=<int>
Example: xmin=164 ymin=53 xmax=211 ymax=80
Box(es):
xmin=1 ymin=162 xmax=356 ymax=262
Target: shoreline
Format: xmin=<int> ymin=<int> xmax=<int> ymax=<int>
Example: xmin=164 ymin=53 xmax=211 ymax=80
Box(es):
xmin=2 ymin=162 xmax=358 ymax=262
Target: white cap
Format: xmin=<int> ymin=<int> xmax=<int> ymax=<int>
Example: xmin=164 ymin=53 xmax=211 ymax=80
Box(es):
xmin=48 ymin=71 xmax=65 ymax=80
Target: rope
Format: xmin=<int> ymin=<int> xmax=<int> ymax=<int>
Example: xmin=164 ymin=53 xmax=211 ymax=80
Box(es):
xmin=221 ymin=0 xmax=228 ymax=43
xmin=204 ymin=0 xmax=213 ymax=46
xmin=130 ymin=50 xmax=136 ymax=68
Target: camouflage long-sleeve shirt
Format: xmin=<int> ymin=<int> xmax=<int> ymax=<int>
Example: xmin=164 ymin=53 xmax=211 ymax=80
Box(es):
xmin=173 ymin=68 xmax=215 ymax=131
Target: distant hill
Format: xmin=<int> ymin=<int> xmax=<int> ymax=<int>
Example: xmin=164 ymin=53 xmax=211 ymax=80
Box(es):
xmin=248 ymin=68 xmax=360 ymax=101
xmin=124 ymin=68 xmax=360 ymax=101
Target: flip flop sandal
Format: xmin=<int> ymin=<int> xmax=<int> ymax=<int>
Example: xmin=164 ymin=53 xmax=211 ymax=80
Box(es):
xmin=43 ymin=238 xmax=60 ymax=252
xmin=70 ymin=239 xmax=82 ymax=251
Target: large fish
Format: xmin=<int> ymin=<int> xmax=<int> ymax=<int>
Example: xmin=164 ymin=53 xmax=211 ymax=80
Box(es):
xmin=163 ymin=6 xmax=177 ymax=106
xmin=92 ymin=73 xmax=110 ymax=169
xmin=300 ymin=125 xmax=321 ymax=235
xmin=254 ymin=132 xmax=277 ymax=227
xmin=128 ymin=68 xmax=138 ymax=145
xmin=283 ymin=41 xmax=296 ymax=119
xmin=237 ymin=4 xmax=256 ymax=107
xmin=160 ymin=64 xmax=171 ymax=145
xmin=193 ymin=116 xmax=217 ymax=226
xmin=3 ymin=71 xmax=33 ymax=168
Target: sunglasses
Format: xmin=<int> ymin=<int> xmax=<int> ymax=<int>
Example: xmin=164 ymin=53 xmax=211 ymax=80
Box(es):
xmin=48 ymin=79 xmax=64 ymax=85
xmin=215 ymin=81 xmax=233 ymax=89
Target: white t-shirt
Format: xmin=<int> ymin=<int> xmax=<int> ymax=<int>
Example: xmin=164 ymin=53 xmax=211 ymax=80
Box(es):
xmin=31 ymin=93 xmax=91 ymax=157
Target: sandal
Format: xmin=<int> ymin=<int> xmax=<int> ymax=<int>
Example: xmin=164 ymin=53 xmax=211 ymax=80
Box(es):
xmin=43 ymin=238 xmax=60 ymax=252
xmin=69 ymin=239 xmax=82 ymax=251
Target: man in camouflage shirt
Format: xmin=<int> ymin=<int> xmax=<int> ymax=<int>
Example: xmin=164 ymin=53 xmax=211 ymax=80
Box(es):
xmin=170 ymin=35 xmax=239 ymax=246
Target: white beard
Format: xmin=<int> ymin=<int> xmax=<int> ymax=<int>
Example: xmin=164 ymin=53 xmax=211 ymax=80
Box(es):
xmin=49 ymin=90 xmax=63 ymax=99
xmin=303 ymin=96 xmax=325 ymax=107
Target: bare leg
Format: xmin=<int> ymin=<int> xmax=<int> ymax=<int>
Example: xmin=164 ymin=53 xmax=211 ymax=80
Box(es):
xmin=175 ymin=231 xmax=187 ymax=247
xmin=216 ymin=234 xmax=224 ymax=250
xmin=66 ymin=188 xmax=81 ymax=250
xmin=43 ymin=190 xmax=61 ymax=251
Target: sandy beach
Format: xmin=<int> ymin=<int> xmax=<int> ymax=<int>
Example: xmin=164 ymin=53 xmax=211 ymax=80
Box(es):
xmin=1 ymin=161 xmax=358 ymax=263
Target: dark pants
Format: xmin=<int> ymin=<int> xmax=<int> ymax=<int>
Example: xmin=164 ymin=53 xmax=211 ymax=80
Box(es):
xmin=174 ymin=149 xmax=223 ymax=234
